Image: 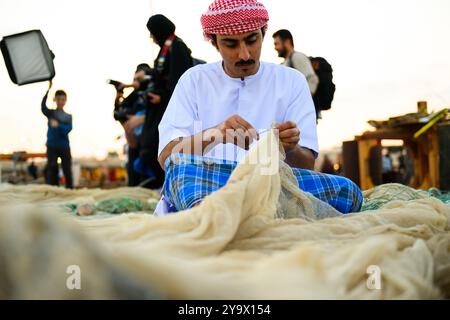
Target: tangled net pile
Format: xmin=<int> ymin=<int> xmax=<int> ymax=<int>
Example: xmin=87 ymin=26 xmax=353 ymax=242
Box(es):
xmin=0 ymin=130 xmax=449 ymax=299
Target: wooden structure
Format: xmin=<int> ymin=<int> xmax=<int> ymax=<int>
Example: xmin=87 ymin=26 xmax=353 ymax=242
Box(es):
xmin=0 ymin=152 xmax=46 ymax=161
xmin=343 ymin=106 xmax=449 ymax=191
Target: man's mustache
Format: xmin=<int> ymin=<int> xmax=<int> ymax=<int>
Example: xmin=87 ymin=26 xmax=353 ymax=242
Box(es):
xmin=235 ymin=60 xmax=256 ymax=67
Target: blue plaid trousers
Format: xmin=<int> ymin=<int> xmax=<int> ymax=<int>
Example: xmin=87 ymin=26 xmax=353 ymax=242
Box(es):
xmin=163 ymin=153 xmax=363 ymax=214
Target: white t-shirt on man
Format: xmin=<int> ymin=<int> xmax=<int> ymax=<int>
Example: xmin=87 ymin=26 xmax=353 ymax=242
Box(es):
xmin=158 ymin=61 xmax=319 ymax=163
xmin=284 ymin=51 xmax=319 ymax=95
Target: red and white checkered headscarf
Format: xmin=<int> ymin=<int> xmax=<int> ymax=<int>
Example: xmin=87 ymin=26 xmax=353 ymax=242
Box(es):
xmin=201 ymin=0 xmax=269 ymax=40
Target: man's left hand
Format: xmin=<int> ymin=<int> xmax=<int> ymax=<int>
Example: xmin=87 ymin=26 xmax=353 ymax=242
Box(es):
xmin=275 ymin=121 xmax=300 ymax=153
xmin=148 ymin=92 xmax=161 ymax=104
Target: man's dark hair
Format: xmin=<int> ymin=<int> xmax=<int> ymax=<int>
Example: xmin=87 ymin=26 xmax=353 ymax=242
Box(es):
xmin=55 ymin=90 xmax=67 ymax=97
xmin=136 ymin=63 xmax=152 ymax=74
xmin=210 ymin=28 xmax=266 ymax=47
xmin=272 ymin=29 xmax=294 ymax=47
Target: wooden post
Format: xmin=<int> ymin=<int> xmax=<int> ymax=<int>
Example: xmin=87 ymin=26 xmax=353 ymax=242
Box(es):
xmin=357 ymin=138 xmax=380 ymax=190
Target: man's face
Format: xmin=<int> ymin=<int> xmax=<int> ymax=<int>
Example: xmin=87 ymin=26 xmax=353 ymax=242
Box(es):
xmin=149 ymin=33 xmax=157 ymax=45
xmin=133 ymin=70 xmax=147 ymax=89
xmin=134 ymin=70 xmax=146 ymax=82
xmin=273 ymin=36 xmax=287 ymax=58
xmin=54 ymin=95 xmax=66 ymax=109
xmin=215 ymin=30 xmax=263 ymax=79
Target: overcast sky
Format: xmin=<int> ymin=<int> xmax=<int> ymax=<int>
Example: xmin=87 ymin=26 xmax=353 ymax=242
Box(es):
xmin=1 ymin=0 xmax=449 ymax=158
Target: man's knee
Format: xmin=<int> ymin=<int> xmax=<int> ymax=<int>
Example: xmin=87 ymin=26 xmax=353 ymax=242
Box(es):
xmin=336 ymin=176 xmax=363 ymax=213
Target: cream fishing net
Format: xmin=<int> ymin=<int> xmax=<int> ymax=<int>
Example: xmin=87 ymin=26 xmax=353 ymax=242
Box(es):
xmin=0 ymin=130 xmax=449 ymax=299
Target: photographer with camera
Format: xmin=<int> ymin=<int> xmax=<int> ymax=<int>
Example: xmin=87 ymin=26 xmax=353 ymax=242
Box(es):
xmin=138 ymin=14 xmax=194 ymax=189
xmin=109 ymin=63 xmax=153 ymax=186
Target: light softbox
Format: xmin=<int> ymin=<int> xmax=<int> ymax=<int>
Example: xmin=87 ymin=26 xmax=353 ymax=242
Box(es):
xmin=1 ymin=30 xmax=55 ymax=85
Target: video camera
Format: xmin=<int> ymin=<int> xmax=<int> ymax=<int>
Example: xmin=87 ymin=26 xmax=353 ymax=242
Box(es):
xmin=108 ymin=72 xmax=158 ymax=124
xmin=107 ymin=79 xmax=124 ymax=93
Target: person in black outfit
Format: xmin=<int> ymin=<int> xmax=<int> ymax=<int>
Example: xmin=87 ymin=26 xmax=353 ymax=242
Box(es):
xmin=139 ymin=14 xmax=193 ymax=189
xmin=41 ymin=81 xmax=73 ymax=189
xmin=27 ymin=161 xmax=38 ymax=180
xmin=114 ymin=64 xmax=153 ymax=186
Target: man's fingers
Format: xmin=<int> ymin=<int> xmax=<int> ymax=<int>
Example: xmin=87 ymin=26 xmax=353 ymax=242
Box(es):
xmin=220 ymin=115 xmax=259 ymax=149
xmin=235 ymin=128 xmax=255 ymax=149
xmin=281 ymin=136 xmax=300 ymax=144
xmin=225 ymin=119 xmax=254 ymax=143
xmin=279 ymin=127 xmax=300 ymax=139
xmin=233 ymin=117 xmax=260 ymax=141
xmin=278 ymin=125 xmax=300 ymax=151
xmin=225 ymin=118 xmax=251 ymax=134
xmin=276 ymin=121 xmax=297 ymax=132
xmin=234 ymin=115 xmax=254 ymax=130
xmin=224 ymin=127 xmax=254 ymax=150
xmin=226 ymin=130 xmax=250 ymax=149
xmin=224 ymin=115 xmax=255 ymax=131
xmin=228 ymin=119 xmax=248 ymax=132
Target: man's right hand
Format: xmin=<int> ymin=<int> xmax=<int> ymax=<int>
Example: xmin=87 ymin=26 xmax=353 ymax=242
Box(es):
xmin=158 ymin=115 xmax=259 ymax=170
xmin=50 ymin=119 xmax=59 ymax=128
xmin=48 ymin=80 xmax=53 ymax=92
xmin=212 ymin=115 xmax=259 ymax=150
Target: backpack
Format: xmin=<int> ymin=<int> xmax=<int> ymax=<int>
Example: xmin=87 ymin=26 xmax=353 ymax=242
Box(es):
xmin=309 ymin=56 xmax=336 ymax=111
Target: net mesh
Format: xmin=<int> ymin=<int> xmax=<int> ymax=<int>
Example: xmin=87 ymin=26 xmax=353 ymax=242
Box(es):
xmin=0 ymin=130 xmax=449 ymax=299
